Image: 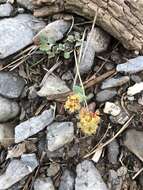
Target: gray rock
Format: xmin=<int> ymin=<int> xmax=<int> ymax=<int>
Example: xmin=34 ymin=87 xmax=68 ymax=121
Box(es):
xmin=0 ymin=154 xmax=38 ymax=190
xmin=0 ymin=0 xmax=7 ymax=3
xmin=33 ymin=19 xmax=71 ymax=45
xmin=79 ymin=27 xmax=110 ymax=74
xmin=75 ymin=160 xmax=108 ymax=190
xmin=116 ymin=56 xmax=143 ymax=74
xmin=47 ymin=122 xmax=74 ymax=152
xmin=0 ymin=96 xmax=19 ymax=122
xmin=138 ymin=93 xmax=143 ymax=105
xmin=0 ymin=14 xmax=45 ymax=59
xmin=59 ymin=170 xmax=75 ymax=190
xmin=0 ymin=3 xmax=13 ymax=17
xmin=0 ymin=123 xmax=14 ymax=147
xmin=17 ymin=0 xmax=34 ymax=11
xmin=108 ymin=140 xmax=119 ymax=165
xmin=101 ymin=76 xmax=130 ymax=89
xmin=0 ymin=72 xmax=25 ymax=98
xmin=47 ymin=163 xmax=60 ymax=177
xmin=37 ymin=75 xmax=70 ymax=98
xmin=110 ymin=111 xmax=129 ymax=125
xmin=96 ymin=89 xmax=117 ymax=102
xmin=21 ymin=153 xmax=38 ymax=169
xmin=34 ymin=177 xmax=55 ymax=190
xmin=131 ymin=75 xmax=142 ymax=83
xmin=124 ymin=129 xmax=143 ymax=161
xmin=15 ymin=108 xmax=55 ymax=143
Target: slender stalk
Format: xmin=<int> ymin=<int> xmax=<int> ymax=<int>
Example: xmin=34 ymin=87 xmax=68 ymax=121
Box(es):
xmin=74 ymin=50 xmax=88 ymax=107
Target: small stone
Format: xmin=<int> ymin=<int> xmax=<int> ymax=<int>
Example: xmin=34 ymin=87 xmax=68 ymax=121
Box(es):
xmin=0 ymin=0 xmax=7 ymax=3
xmin=61 ymin=71 xmax=73 ymax=81
xmin=110 ymin=111 xmax=129 ymax=125
xmin=15 ymin=108 xmax=55 ymax=143
xmin=116 ymin=56 xmax=143 ymax=74
xmin=117 ymin=166 xmax=127 ymax=177
xmin=104 ymin=102 xmax=121 ymax=116
xmin=0 ymin=123 xmax=14 ymax=147
xmin=34 ymin=177 xmax=55 ymax=190
xmin=75 ymin=160 xmax=108 ymax=190
xmin=28 ymin=85 xmax=38 ymax=99
xmin=17 ymin=0 xmax=34 ymax=11
xmin=0 ymin=96 xmax=20 ymax=122
xmin=47 ymin=122 xmax=74 ymax=152
xmin=124 ymin=129 xmax=143 ymax=161
xmin=108 ymin=140 xmax=119 ymax=165
xmin=0 ymin=72 xmax=25 ymax=99
xmin=131 ymin=75 xmax=142 ymax=83
xmin=59 ymin=170 xmax=75 ymax=190
xmin=101 ymin=76 xmax=130 ymax=89
xmin=47 ymin=163 xmax=60 ymax=177
xmin=138 ymin=93 xmax=143 ymax=105
xmin=108 ymin=170 xmax=122 ymax=190
xmin=37 ymin=75 xmax=70 ymax=98
xmin=96 ymin=89 xmax=117 ymax=102
xmin=105 ymin=63 xmax=115 ymax=71
xmin=0 ymin=153 xmax=38 ymax=189
xmin=127 ymin=82 xmax=143 ymax=96
xmin=46 ymin=148 xmax=64 ymax=158
xmin=0 ymin=14 xmax=45 ymax=59
xmin=79 ymin=27 xmax=110 ymax=74
xmin=0 ymin=3 xmax=13 ymax=17
xmin=34 ymin=19 xmax=71 ymax=45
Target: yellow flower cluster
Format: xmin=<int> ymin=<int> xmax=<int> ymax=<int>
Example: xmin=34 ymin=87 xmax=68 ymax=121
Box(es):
xmin=78 ymin=108 xmax=100 ymax=135
xmin=64 ymin=94 xmax=81 ymax=113
xmin=64 ymin=94 xmax=101 ymax=135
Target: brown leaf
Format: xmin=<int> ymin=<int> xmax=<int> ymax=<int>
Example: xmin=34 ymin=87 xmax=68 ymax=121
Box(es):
xmin=6 ymin=142 xmax=26 ymax=159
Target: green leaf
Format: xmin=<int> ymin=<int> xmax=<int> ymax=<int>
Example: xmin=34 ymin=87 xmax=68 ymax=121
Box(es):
xmin=73 ymin=85 xmax=83 ymax=94
xmin=64 ymin=51 xmax=71 ymax=59
xmin=73 ymin=85 xmax=87 ymax=102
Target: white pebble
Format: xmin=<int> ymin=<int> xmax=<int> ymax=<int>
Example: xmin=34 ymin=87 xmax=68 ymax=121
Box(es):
xmin=127 ymin=82 xmax=143 ymax=96
xmin=104 ymin=102 xmax=121 ymax=116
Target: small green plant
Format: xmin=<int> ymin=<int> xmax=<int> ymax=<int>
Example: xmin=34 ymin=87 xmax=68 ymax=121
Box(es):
xmin=39 ymin=32 xmax=82 ymax=59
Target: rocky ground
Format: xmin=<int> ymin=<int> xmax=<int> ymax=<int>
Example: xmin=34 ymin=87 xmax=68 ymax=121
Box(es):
xmin=0 ymin=0 xmax=143 ymax=190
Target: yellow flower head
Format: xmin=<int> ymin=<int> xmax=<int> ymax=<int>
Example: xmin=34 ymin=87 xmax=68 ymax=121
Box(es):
xmin=78 ymin=108 xmax=100 ymax=135
xmin=64 ymin=94 xmax=81 ymax=113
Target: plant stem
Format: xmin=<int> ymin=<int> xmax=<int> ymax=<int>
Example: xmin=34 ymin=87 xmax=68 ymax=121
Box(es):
xmin=74 ymin=50 xmax=88 ymax=108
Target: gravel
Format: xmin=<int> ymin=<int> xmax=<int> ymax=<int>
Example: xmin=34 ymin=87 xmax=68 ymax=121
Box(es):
xmin=59 ymin=170 xmax=75 ymax=190
xmin=34 ymin=177 xmax=55 ymax=190
xmin=0 ymin=96 xmax=19 ymax=122
xmin=0 ymin=14 xmax=45 ymax=58
xmin=116 ymin=56 xmax=143 ymax=74
xmin=15 ymin=108 xmax=55 ymax=143
xmin=124 ymin=129 xmax=143 ymax=161
xmin=0 ymin=3 xmax=13 ymax=17
xmin=96 ymin=89 xmax=117 ymax=102
xmin=75 ymin=160 xmax=108 ymax=190
xmin=0 ymin=72 xmax=25 ymax=99
xmin=0 ymin=154 xmax=38 ymax=189
xmin=47 ymin=122 xmax=74 ymax=152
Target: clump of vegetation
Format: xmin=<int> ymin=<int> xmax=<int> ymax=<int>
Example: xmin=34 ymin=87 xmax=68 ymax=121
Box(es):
xmin=39 ymin=32 xmax=82 ymax=59
xmin=39 ymin=29 xmax=101 ymax=135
